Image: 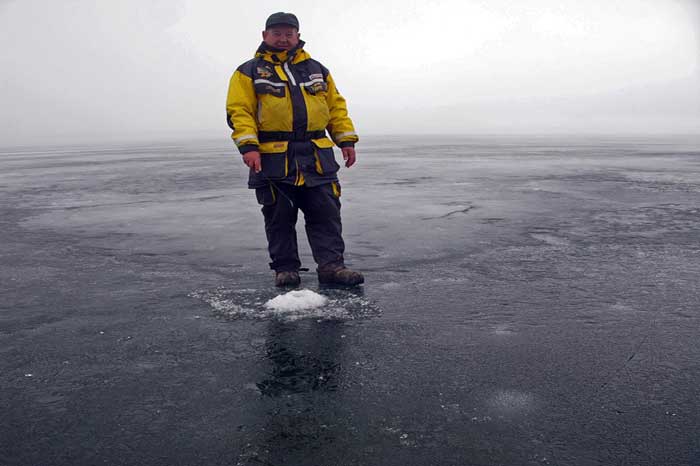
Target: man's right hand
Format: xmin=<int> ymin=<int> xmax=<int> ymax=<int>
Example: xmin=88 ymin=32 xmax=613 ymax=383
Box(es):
xmin=242 ymin=151 xmax=261 ymax=173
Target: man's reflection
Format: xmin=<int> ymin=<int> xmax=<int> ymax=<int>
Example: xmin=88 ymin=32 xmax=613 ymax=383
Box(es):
xmin=236 ymin=288 xmax=373 ymax=465
xmin=256 ymin=318 xmax=344 ymax=397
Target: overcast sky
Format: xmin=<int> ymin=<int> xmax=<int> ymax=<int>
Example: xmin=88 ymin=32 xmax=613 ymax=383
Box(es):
xmin=1 ymin=0 xmax=698 ymax=145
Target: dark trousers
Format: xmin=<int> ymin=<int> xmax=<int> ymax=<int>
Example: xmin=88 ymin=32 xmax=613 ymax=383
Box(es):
xmin=256 ymin=182 xmax=345 ymax=273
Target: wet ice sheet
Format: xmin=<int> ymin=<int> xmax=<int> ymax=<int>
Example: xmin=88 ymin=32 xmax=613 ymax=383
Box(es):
xmin=189 ymin=286 xmax=381 ymax=322
xmin=3 ymin=135 xmax=700 ymax=466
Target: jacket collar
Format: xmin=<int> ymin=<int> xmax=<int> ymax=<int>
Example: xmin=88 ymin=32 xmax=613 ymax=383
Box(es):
xmin=255 ymin=40 xmax=309 ymax=64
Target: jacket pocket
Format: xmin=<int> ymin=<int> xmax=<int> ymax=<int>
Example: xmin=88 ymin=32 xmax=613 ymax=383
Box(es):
xmin=302 ymin=85 xmax=330 ymax=129
xmin=255 ymin=83 xmax=292 ymax=129
xmin=255 ymin=185 xmax=277 ymax=205
xmin=254 ymin=81 xmax=287 ymax=97
xmin=302 ymin=80 xmax=328 ymax=95
xmin=259 ymin=141 xmax=288 ymax=179
xmin=330 ymin=181 xmax=341 ymax=198
xmin=311 ymin=138 xmax=339 ymax=175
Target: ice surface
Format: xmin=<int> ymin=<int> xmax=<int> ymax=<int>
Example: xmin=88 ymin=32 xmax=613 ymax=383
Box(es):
xmin=264 ymin=289 xmax=327 ymax=312
xmin=4 ymin=135 xmax=700 ymax=466
xmin=487 ymin=389 xmax=535 ymax=414
xmin=188 ymin=286 xmax=380 ymax=322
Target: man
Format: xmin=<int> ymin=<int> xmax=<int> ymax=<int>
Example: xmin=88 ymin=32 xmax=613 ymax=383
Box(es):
xmin=226 ymin=12 xmax=364 ymax=288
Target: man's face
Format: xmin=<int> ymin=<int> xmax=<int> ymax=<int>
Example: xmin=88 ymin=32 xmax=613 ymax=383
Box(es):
xmin=262 ymin=26 xmax=300 ymax=51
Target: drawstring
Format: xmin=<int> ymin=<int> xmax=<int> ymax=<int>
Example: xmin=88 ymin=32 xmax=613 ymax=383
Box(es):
xmin=261 ymin=173 xmax=296 ymax=208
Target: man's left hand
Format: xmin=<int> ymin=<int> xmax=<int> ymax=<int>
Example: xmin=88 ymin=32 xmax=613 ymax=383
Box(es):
xmin=342 ymin=147 xmax=356 ymax=168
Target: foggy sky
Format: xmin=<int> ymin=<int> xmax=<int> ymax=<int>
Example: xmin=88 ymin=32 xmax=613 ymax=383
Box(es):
xmin=1 ymin=0 xmax=698 ymax=146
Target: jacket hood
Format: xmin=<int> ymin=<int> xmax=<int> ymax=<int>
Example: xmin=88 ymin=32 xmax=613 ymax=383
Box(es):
xmin=255 ymin=40 xmax=310 ymax=64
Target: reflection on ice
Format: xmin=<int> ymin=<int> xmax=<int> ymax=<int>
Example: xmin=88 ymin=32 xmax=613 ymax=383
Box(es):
xmin=189 ymin=286 xmax=380 ymax=322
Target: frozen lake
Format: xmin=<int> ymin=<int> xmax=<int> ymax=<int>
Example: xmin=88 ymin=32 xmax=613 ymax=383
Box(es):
xmin=2 ymin=135 xmax=700 ymax=465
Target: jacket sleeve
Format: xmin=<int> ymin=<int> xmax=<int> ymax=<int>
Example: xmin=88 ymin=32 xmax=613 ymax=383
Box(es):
xmin=226 ymin=67 xmax=260 ymax=154
xmin=325 ymin=73 xmax=359 ymax=147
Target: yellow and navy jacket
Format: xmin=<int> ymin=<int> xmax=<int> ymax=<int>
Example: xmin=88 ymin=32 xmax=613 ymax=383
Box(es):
xmin=226 ymin=41 xmax=359 ymax=188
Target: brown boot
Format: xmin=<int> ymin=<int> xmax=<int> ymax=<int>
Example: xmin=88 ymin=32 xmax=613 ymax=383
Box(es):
xmin=274 ymin=271 xmax=301 ymax=287
xmin=317 ymin=267 xmax=364 ymax=286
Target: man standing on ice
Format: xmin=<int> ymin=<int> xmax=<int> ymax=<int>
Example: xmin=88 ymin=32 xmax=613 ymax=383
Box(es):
xmin=226 ymin=12 xmax=364 ymax=288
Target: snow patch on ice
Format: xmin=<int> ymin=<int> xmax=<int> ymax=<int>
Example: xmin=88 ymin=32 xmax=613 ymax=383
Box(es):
xmin=189 ymin=286 xmax=380 ymax=322
xmin=264 ymin=289 xmax=327 ymax=312
xmin=487 ymin=389 xmax=534 ymax=414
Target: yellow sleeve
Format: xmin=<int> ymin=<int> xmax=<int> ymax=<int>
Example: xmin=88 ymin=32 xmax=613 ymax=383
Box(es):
xmin=226 ymin=68 xmax=259 ymax=151
xmin=325 ymin=73 xmax=359 ymax=146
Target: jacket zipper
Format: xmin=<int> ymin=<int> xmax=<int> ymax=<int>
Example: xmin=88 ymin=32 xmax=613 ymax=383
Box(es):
xmin=283 ymin=62 xmax=297 ymax=86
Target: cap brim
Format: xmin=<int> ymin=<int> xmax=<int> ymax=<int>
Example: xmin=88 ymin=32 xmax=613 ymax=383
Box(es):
xmin=266 ymin=22 xmax=298 ymax=29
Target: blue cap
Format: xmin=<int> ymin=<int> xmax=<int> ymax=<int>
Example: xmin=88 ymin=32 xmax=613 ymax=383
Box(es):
xmin=265 ymin=12 xmax=299 ymax=30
